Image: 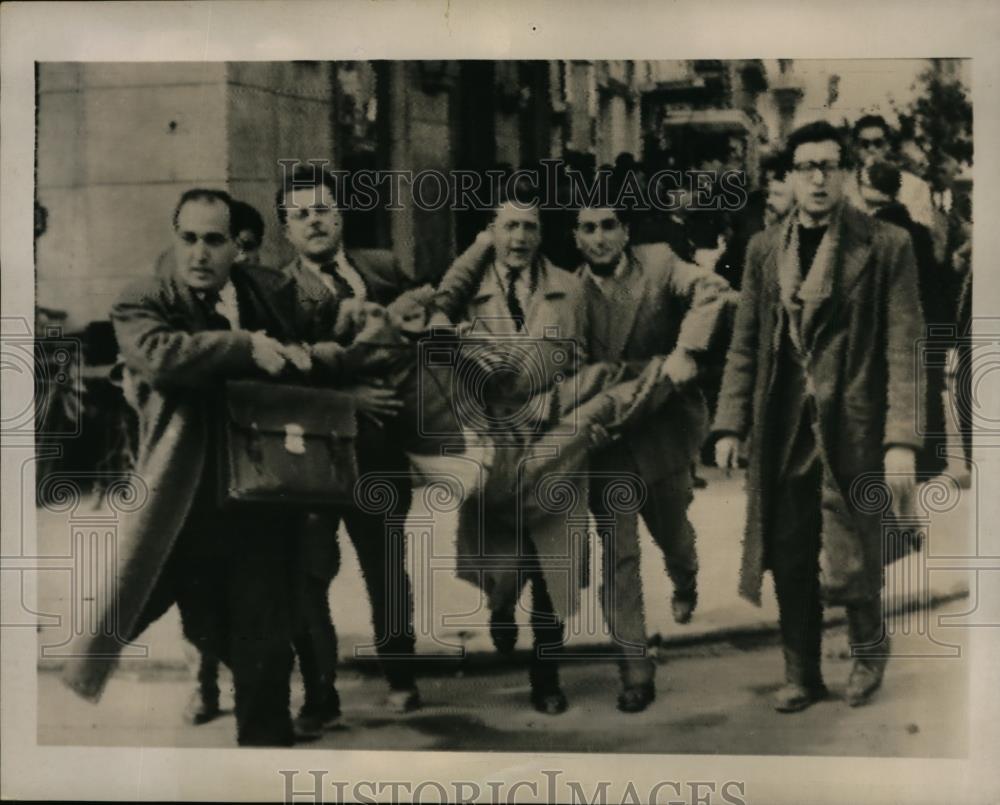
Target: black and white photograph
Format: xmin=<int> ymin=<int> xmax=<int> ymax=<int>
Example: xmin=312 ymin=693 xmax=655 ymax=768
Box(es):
xmin=2 ymin=2 xmax=999 ymax=803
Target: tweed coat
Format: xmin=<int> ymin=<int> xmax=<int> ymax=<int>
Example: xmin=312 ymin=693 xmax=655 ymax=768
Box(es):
xmin=580 ymin=242 xmax=730 ymax=480
xmin=713 ymin=203 xmax=926 ymax=605
xmin=61 ymin=264 xmax=341 ymax=699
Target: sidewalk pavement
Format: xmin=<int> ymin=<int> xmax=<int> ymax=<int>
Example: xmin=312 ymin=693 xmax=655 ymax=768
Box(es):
xmin=37 ymin=600 xmax=972 ymax=756
xmin=33 ymin=453 xmax=975 ymax=672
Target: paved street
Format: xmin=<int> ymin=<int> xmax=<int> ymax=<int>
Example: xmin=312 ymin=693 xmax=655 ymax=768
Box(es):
xmin=38 ymin=601 xmax=970 ymax=756
xmin=32 ymin=435 xmax=978 ymax=757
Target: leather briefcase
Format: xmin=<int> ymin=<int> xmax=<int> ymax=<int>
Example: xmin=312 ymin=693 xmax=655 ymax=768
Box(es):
xmin=218 ymin=380 xmax=358 ymax=508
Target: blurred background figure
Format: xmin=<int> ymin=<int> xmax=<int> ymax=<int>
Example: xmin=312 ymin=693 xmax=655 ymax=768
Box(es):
xmin=860 ymin=160 xmax=949 ymax=480
xmin=231 ymin=199 xmax=266 ymax=267
xmin=846 ymin=114 xmax=935 ymax=231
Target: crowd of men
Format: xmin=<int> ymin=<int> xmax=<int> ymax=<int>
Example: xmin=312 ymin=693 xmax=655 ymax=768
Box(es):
xmin=61 ymin=114 xmax=972 ymax=747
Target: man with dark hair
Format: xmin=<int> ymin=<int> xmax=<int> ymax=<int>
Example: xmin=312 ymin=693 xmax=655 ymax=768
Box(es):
xmin=145 ymin=194 xmax=269 ymax=726
xmin=761 ymin=150 xmax=794 ymax=228
xmin=434 ymin=189 xmax=593 ymax=715
xmin=274 ymin=165 xmax=420 ymax=734
xmin=231 ymin=199 xmax=266 ymax=267
xmin=573 ymin=202 xmax=729 ymax=712
xmin=860 ymin=160 xmax=949 ymax=480
xmin=714 ymin=120 xmax=925 ymax=712
xmin=63 ymin=188 xmax=358 ymax=746
xmin=156 ymin=194 xmax=267 ymax=275
xmin=847 ymin=113 xmax=935 ymax=230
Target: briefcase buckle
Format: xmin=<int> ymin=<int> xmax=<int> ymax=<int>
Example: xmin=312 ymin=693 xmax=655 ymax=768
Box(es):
xmin=283 ymin=423 xmax=306 ymax=455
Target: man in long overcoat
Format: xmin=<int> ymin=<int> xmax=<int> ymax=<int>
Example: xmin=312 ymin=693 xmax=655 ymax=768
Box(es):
xmin=61 ymin=188 xmax=366 ymax=745
xmin=714 ymin=121 xmax=925 ymax=712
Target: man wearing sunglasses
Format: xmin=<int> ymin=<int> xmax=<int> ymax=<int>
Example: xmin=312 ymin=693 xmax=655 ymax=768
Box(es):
xmin=845 ymin=114 xmax=935 ymax=231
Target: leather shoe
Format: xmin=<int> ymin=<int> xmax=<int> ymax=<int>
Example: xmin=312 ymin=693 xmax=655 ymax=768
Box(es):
xmin=617 ymin=682 xmax=656 ymax=713
xmin=184 ymin=689 xmax=221 ymax=726
xmin=386 ymin=687 xmax=422 ymax=714
xmin=294 ymin=690 xmax=341 ymax=739
xmin=531 ymin=689 xmax=568 ymax=715
xmin=772 ymin=682 xmax=828 ymax=713
xmin=671 ymin=593 xmax=697 ymax=625
xmin=846 ymin=661 xmax=885 ymax=707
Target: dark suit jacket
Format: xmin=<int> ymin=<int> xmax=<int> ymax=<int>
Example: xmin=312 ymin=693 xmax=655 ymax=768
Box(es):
xmin=281 ymin=248 xmax=413 ymax=315
xmin=581 ymin=244 xmax=730 ymax=480
xmin=63 ymin=264 xmax=341 ymax=701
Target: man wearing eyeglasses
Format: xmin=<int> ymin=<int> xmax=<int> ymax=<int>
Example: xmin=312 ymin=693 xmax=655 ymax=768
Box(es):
xmin=275 ymin=166 xmax=421 ymax=735
xmin=714 ymin=121 xmax=925 ymax=713
xmin=845 ymin=114 xmax=935 ymax=231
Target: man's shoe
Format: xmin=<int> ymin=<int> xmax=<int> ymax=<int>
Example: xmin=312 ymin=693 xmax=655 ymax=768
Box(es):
xmin=386 ymin=687 xmax=422 ymax=714
xmin=531 ymin=688 xmax=568 ymax=715
xmin=490 ymin=607 xmax=518 ymax=655
xmin=845 ymin=661 xmax=886 ymax=707
xmin=845 ymin=598 xmax=888 ymax=707
xmin=772 ymin=682 xmax=828 ymax=713
xmin=184 ymin=689 xmax=221 ymax=726
xmin=617 ymin=682 xmax=656 ymax=713
xmin=671 ymin=591 xmax=697 ymax=625
xmin=294 ymin=690 xmax=342 ymax=738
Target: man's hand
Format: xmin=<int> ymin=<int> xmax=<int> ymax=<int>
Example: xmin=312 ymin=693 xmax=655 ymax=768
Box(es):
xmin=345 ymin=384 xmax=404 ymax=427
xmin=588 ymin=422 xmax=613 ymax=448
xmin=276 ymin=342 xmax=313 ymax=374
xmin=715 ymin=435 xmax=741 ymax=476
xmin=661 ymin=348 xmax=699 ymax=386
xmin=334 ymin=297 xmax=368 ymax=340
xmin=884 ymin=445 xmax=917 ymax=518
xmin=250 ymin=332 xmax=288 ymax=376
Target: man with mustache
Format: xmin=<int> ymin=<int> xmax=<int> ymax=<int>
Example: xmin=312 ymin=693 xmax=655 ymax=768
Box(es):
xmin=276 ymin=167 xmax=420 ymax=736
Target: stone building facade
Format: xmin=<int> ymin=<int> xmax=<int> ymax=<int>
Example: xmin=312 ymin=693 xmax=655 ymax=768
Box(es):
xmin=36 ymin=60 xmax=771 ymax=330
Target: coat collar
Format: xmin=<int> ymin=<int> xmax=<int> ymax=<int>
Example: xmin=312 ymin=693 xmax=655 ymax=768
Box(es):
xmin=167 ymin=264 xmax=296 ymax=337
xmin=471 ymin=256 xmax=570 ymax=304
xmin=769 ymin=202 xmax=874 ymax=351
xmin=469 ymin=256 xmax=572 ymax=334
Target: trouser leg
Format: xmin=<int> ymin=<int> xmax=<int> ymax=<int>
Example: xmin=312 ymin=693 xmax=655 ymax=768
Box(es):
xmin=589 ymin=476 xmax=653 ymax=689
xmin=343 ymin=480 xmax=416 ymax=692
xmin=642 ymin=470 xmax=698 ymax=601
xmin=292 ymin=512 xmax=341 ymax=712
xmin=196 ymin=652 xmax=220 ymax=710
xmin=527 ymin=569 xmax=564 ymax=696
xmin=223 ymin=507 xmax=296 ymax=747
xmin=768 ymin=469 xmax=825 ymax=689
xmin=955 ymin=344 xmax=973 ymax=467
xmin=845 ymin=593 xmax=889 ymax=706
xmin=846 ymin=594 xmax=887 ymax=658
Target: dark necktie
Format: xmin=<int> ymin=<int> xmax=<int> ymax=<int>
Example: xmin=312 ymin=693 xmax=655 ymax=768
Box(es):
xmin=505 ymin=268 xmax=526 ymax=331
xmin=198 ymin=290 xmax=231 ymax=331
xmin=320 ymin=261 xmax=356 ymax=300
